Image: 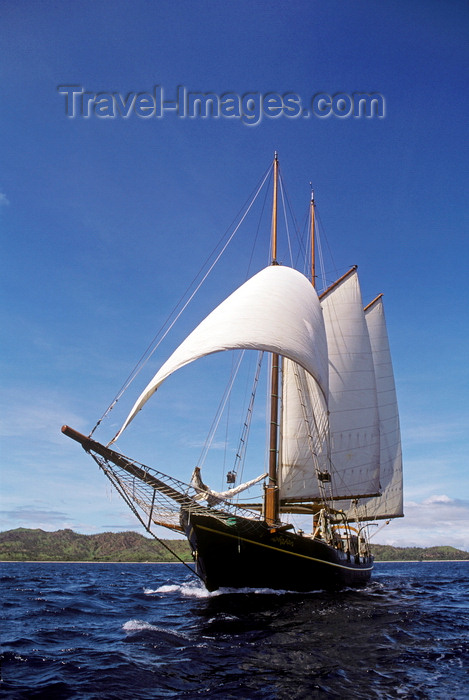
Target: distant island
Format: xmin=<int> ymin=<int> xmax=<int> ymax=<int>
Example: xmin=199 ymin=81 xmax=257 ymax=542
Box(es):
xmin=0 ymin=528 xmax=192 ymax=562
xmin=0 ymin=528 xmax=468 ymax=562
xmin=370 ymin=543 xmax=469 ymax=562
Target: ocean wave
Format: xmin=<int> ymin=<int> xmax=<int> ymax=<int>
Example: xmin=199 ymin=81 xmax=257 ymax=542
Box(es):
xmin=2 ymin=561 xmax=468 ymax=700
xmin=144 ymin=582 xmax=213 ymax=598
xmin=148 ymin=581 xmax=328 ymax=598
xmin=122 ymin=619 xmax=165 ymax=632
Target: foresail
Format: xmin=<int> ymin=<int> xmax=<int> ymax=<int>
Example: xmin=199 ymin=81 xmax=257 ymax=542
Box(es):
xmin=336 ymin=296 xmax=403 ymax=520
xmin=320 ymin=269 xmax=381 ymax=498
xmin=279 ymin=360 xmax=330 ymax=500
xmin=112 ymin=265 xmax=329 ymax=442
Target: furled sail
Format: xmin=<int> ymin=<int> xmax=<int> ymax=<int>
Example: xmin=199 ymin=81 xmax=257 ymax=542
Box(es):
xmin=320 ymin=269 xmax=381 ymax=498
xmin=191 ymin=467 xmax=268 ymax=506
xmin=113 ymin=265 xmax=329 ymax=442
xmin=336 ymin=296 xmax=403 ymax=520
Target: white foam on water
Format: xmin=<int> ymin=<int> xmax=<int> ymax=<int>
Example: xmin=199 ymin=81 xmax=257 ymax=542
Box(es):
xmin=145 ymin=579 xmax=327 ymax=598
xmin=122 ymin=618 xmax=190 ymax=641
xmin=149 ymin=582 xmax=317 ymax=598
xmin=143 ymin=581 xmax=212 ymax=598
xmin=122 ymin=619 xmax=163 ymax=633
xmin=215 ymin=585 xmax=317 ymax=596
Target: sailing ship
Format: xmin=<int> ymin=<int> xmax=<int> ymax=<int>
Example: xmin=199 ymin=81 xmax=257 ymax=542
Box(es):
xmin=63 ymin=154 xmax=403 ymax=592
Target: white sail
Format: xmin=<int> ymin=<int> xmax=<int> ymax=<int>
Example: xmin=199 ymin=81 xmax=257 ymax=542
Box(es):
xmin=337 ymin=296 xmax=403 ymax=520
xmin=113 ymin=265 xmax=329 ymax=441
xmin=321 ymin=269 xmax=381 ymax=498
xmin=279 ymin=360 xmax=330 ymax=501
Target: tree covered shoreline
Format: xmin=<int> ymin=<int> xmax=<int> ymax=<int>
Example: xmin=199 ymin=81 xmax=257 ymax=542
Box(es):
xmin=1 ymin=528 xmax=468 ymax=562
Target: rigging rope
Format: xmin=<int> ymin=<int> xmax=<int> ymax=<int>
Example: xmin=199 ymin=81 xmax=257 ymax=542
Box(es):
xmin=291 ymin=362 xmax=332 ymax=507
xmin=148 ymin=530 xmax=201 ymax=580
xmin=232 ymin=351 xmax=264 ymax=492
xmin=91 ymin=452 xmax=202 ymax=580
xmin=279 ymin=177 xmax=294 ymax=268
xmin=197 ymin=350 xmax=245 ymax=470
xmin=90 ymin=164 xmax=272 ymax=437
xmin=368 ymin=519 xmax=391 ymax=539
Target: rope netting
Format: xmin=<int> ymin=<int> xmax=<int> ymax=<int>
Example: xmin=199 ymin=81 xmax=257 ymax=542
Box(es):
xmin=89 ymin=451 xmax=266 ymax=536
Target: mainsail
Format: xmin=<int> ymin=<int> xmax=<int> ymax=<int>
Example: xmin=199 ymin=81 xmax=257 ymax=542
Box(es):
xmin=113 ymin=265 xmax=329 ymax=442
xmin=321 ymin=268 xmax=381 ymax=499
xmin=280 ymin=267 xmax=383 ymax=505
xmin=334 ymin=295 xmax=403 ymax=520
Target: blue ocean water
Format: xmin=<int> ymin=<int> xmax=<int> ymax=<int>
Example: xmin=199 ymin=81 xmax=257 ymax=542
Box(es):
xmin=1 ymin=561 xmax=468 ymax=699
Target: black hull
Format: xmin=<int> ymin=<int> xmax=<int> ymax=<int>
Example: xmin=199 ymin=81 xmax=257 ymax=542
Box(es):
xmin=181 ymin=509 xmax=373 ymax=592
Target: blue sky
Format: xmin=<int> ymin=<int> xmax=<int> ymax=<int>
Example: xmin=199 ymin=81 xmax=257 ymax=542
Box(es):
xmin=1 ymin=0 xmax=468 ymax=549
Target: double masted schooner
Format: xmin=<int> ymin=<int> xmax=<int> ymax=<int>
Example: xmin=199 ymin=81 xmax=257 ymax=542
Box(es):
xmin=63 ymin=154 xmax=403 ymax=591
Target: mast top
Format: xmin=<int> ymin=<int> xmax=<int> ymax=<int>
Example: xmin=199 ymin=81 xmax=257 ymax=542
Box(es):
xmin=271 ymin=152 xmax=279 ymax=265
xmin=310 ymin=183 xmax=315 ymax=287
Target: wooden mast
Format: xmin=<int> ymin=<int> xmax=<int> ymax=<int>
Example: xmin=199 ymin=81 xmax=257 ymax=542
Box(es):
xmin=310 ymin=187 xmax=317 ymax=534
xmin=310 ymin=187 xmax=315 ymax=287
xmin=265 ymin=152 xmax=280 ymax=525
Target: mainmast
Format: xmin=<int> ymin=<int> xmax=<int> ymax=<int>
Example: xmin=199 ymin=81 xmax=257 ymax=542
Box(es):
xmin=310 ymin=187 xmax=318 ymax=533
xmin=265 ymin=152 xmax=280 ymax=525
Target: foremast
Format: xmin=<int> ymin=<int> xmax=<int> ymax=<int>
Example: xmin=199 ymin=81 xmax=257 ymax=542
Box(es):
xmin=264 ymin=152 xmax=280 ymax=525
xmin=264 ymin=167 xmax=321 ymax=527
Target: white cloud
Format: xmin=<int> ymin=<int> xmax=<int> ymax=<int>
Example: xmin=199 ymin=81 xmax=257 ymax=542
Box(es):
xmin=0 ymin=192 xmax=9 ymax=206
xmin=377 ymin=495 xmax=469 ymax=551
xmin=423 ymin=494 xmax=452 ymax=505
xmin=0 ymin=506 xmax=74 ymax=531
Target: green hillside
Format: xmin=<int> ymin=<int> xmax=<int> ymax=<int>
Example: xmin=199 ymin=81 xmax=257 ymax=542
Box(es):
xmin=0 ymin=528 xmax=192 ymax=562
xmin=370 ymin=544 xmax=469 ymax=561
xmin=0 ymin=529 xmax=467 ymax=562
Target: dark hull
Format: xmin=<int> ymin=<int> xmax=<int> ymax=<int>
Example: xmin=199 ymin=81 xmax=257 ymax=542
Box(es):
xmin=180 ymin=509 xmax=373 ymax=592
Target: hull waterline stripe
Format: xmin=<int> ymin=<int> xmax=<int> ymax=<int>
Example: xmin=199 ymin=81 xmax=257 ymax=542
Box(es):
xmin=195 ymin=523 xmax=373 ymax=572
